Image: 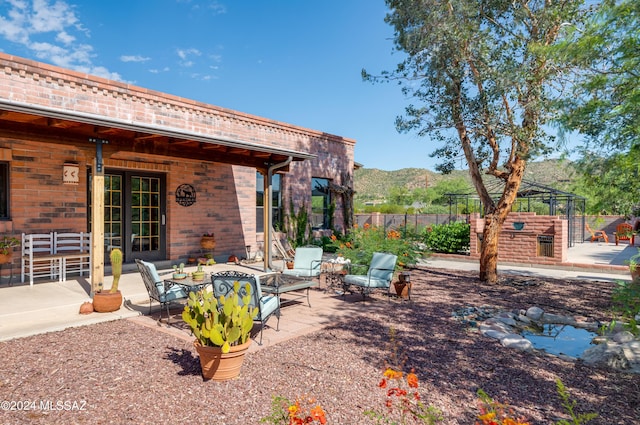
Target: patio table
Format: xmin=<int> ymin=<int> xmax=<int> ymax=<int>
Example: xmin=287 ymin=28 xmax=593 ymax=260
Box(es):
xmin=260 ymin=272 xmax=318 ymax=307
xmin=164 ymin=274 xmax=211 ymax=294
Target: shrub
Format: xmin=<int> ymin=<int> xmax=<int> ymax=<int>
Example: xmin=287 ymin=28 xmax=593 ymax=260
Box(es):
xmin=422 ymin=222 xmax=470 ymax=253
xmin=332 ymin=224 xmax=429 ymax=274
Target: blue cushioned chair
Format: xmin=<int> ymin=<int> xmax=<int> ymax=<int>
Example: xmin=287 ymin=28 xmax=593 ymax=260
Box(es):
xmin=343 ymin=252 xmax=398 ymax=300
xmin=135 ymin=259 xmax=188 ymax=323
xmin=282 ymin=246 xmax=323 ymax=278
xmin=211 ymin=270 xmax=280 ymax=345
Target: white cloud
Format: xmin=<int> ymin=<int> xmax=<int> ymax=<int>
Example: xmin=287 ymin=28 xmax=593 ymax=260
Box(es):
xmin=207 ymin=1 xmax=226 ymax=15
xmin=121 ymin=55 xmax=151 ymax=63
xmin=149 ymin=66 xmax=170 ymax=74
xmin=0 ymin=0 xmax=124 ymax=81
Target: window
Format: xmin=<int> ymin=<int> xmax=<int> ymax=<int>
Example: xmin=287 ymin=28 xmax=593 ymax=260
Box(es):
xmin=256 ymin=172 xmax=282 ymax=232
xmin=311 ymin=177 xmax=331 ymax=230
xmin=0 ymin=162 xmax=8 ymax=219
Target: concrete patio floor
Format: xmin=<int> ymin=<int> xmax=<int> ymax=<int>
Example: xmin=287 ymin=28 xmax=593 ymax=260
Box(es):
xmin=0 ymin=240 xmax=636 ymax=346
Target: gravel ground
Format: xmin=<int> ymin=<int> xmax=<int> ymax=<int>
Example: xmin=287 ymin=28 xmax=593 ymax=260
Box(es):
xmin=0 ymin=267 xmax=638 ymax=424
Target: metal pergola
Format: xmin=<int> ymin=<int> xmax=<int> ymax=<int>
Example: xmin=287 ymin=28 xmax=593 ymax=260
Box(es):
xmin=445 ymin=178 xmax=586 ymax=247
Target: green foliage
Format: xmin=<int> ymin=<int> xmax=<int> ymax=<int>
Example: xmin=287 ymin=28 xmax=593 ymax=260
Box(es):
xmin=423 ymin=222 xmax=470 ymax=254
xmin=555 ymin=0 xmax=640 ymax=151
xmin=569 ymin=149 xmax=640 ymax=216
xmin=288 ymin=200 xmax=310 ymax=248
xmin=260 ymin=396 xmax=291 ymax=424
xmin=554 ymin=379 xmax=598 ymax=425
xmin=181 ymin=282 xmax=258 ymax=353
xmin=611 ymin=279 xmax=640 ymax=320
xmin=333 ymin=224 xmax=429 ymax=274
xmin=0 ymin=235 xmax=20 ymax=255
xmin=108 ymin=248 xmax=122 ymax=293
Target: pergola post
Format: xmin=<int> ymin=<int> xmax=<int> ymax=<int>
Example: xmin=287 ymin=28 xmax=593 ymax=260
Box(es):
xmin=89 ymin=138 xmax=107 ymax=295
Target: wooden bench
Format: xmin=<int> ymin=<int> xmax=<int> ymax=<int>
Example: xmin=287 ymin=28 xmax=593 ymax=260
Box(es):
xmin=21 ymin=232 xmax=91 ymax=286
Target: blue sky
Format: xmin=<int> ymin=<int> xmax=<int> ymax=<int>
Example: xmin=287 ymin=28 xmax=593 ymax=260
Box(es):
xmin=0 ymin=0 xmax=446 ymax=171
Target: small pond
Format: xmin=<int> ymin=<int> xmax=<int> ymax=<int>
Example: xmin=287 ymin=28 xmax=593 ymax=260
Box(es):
xmin=521 ymin=324 xmax=599 ymax=358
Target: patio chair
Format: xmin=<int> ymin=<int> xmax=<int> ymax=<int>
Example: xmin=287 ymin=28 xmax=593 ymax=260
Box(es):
xmin=585 ymin=223 xmax=608 ymax=243
xmin=282 ymin=245 xmax=323 ymax=278
xmin=135 ymin=259 xmax=188 ymax=323
xmin=343 ymin=252 xmax=398 ymax=300
xmin=211 ymin=270 xmax=280 ymax=345
xmin=614 ymin=223 xmax=635 ymax=246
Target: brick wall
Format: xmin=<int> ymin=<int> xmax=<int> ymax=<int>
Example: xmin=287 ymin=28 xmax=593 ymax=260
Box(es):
xmin=0 ymin=53 xmax=356 ymax=266
xmin=469 ymin=212 xmax=568 ymax=265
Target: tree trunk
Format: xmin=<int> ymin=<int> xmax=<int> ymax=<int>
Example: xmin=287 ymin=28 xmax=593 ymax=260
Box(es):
xmin=478 ymin=158 xmax=526 ymax=283
xmin=479 ymin=214 xmax=502 ymax=283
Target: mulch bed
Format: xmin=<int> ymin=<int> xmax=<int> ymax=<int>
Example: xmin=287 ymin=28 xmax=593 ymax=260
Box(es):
xmin=0 ymin=267 xmax=638 ymax=424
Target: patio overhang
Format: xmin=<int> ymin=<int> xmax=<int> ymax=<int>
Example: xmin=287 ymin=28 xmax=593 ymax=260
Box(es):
xmin=0 ymin=99 xmax=316 ymax=172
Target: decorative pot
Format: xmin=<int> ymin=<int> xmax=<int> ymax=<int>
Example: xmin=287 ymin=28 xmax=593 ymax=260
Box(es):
xmin=192 ymin=271 xmax=206 ymax=281
xmin=79 ymin=301 xmax=94 ymax=315
xmin=194 ymin=339 xmax=251 ymax=381
xmin=631 ymin=268 xmax=640 ymax=281
xmin=0 ymin=252 xmax=12 ymax=264
xmin=200 ymin=236 xmax=216 ymax=250
xmin=92 ymin=290 xmax=123 ymax=312
xmin=173 ymin=273 xmax=187 ymax=280
xmin=394 ymin=281 xmax=412 ymax=298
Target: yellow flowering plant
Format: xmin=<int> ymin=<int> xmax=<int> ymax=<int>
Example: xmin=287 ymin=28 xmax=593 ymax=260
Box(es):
xmin=475 ymin=389 xmax=530 ymax=425
xmin=261 ymin=395 xmax=327 ymax=425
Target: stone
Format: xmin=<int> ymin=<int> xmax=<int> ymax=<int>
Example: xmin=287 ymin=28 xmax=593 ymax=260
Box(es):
xmin=483 ymin=329 xmax=510 ymax=340
xmin=496 ymin=316 xmax=518 ymax=327
xmin=582 ymin=343 xmax=629 ymax=370
xmin=613 ymin=331 xmax=636 ymax=344
xmin=501 ymin=334 xmax=534 ymax=351
xmin=526 ymin=306 xmax=544 ymax=321
xmin=540 ymin=313 xmax=577 ymax=326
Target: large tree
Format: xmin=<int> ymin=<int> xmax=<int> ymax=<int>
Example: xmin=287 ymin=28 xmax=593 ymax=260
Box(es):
xmin=364 ymin=0 xmax=589 ymax=282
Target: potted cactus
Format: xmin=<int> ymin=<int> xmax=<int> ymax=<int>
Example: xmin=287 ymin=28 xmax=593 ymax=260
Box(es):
xmin=172 ymin=262 xmax=187 ymax=279
xmin=191 ymin=263 xmax=205 ymax=281
xmin=92 ymin=248 xmax=123 ymax=312
xmin=182 ymin=282 xmax=258 ymax=381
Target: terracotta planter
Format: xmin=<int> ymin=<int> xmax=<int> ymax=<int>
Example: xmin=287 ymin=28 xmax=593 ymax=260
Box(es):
xmin=631 ymin=268 xmax=640 ymax=281
xmin=194 ymin=339 xmax=251 ymax=381
xmin=92 ymin=290 xmax=123 ymax=312
xmin=0 ymin=252 xmax=12 ymax=264
xmin=394 ymin=281 xmax=412 ymax=298
xmin=200 ymin=236 xmax=216 ymax=250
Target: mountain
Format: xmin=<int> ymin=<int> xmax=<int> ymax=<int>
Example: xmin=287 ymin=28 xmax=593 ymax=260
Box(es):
xmin=353 ymin=159 xmax=576 ymax=203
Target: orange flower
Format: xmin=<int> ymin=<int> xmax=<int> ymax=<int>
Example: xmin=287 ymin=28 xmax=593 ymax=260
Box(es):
xmin=363 ymin=223 xmax=370 ymax=229
xmin=310 ymin=405 xmax=327 ymax=424
xmin=406 ymin=372 xmax=419 ymax=388
xmin=330 ymin=234 xmax=337 ymax=241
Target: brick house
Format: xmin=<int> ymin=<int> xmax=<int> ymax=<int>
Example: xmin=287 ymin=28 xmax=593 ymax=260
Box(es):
xmin=0 ymin=53 xmax=355 ymax=286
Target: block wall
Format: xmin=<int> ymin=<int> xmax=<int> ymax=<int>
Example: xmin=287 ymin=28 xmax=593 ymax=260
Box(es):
xmin=469 ymin=212 xmax=568 ymax=265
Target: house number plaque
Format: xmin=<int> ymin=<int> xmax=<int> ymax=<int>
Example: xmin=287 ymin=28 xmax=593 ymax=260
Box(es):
xmin=175 ymin=184 xmax=196 ymax=207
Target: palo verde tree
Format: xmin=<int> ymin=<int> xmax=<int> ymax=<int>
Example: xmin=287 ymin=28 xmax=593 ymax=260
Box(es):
xmin=364 ymin=0 xmax=589 ymax=282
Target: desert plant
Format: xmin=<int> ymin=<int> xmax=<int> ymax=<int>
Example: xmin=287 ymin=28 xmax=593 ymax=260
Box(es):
xmin=181 ymin=282 xmax=257 ymax=353
xmin=332 ymin=223 xmax=428 ymax=273
xmin=108 ymin=248 xmax=122 ymax=293
xmin=0 ymin=236 xmax=20 ymax=255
